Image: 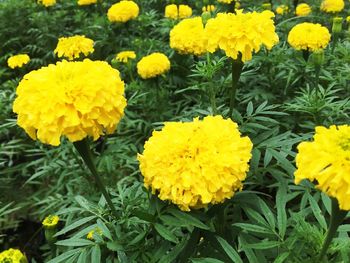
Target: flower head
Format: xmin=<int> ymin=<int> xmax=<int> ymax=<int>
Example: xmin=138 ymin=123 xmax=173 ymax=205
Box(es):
xmin=165 ymin=4 xmax=192 ymax=19
xmin=78 ymin=0 xmax=97 ymax=5
xmin=296 ymin=3 xmax=311 ymax=16
xmin=116 ymin=51 xmax=136 ymax=63
xmin=320 ymin=0 xmax=344 ymax=13
xmin=107 ymin=1 xmax=139 ymax=23
xmin=42 ymin=215 xmax=59 ymax=229
xmin=218 ymin=0 xmax=234 ymax=3
xmin=7 ymin=54 xmax=30 ymax=69
xmin=170 ymin=17 xmax=208 ymax=56
xmin=202 ymin=5 xmax=216 ymax=12
xmin=347 ymin=16 xmax=350 ymax=23
xmin=295 ymin=125 xmax=350 ymax=210
xmin=137 ymin=53 xmax=170 ymax=79
xmin=276 ymin=5 xmax=289 ymax=15
xmin=0 ymin=249 xmax=27 ymax=263
xmin=205 ymin=10 xmax=279 ymax=62
xmin=288 ymin=22 xmax=331 ymax=52
xmin=54 ymin=35 xmax=94 ymax=61
xmin=38 ymin=0 xmax=56 ymax=7
xmin=138 ymin=115 xmax=253 ymax=211
xmin=87 ymin=228 xmax=102 ymax=240
xmin=178 ymin=5 xmax=192 ymax=19
xmin=13 ymin=59 xmax=127 ymax=146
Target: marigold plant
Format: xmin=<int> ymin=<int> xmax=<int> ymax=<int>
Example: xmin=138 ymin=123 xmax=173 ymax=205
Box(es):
xmin=320 ymin=0 xmax=344 ymax=13
xmin=288 ymin=22 xmax=331 ymax=51
xmin=107 ymin=1 xmax=139 ymax=23
xmin=42 ymin=215 xmax=59 ymax=229
xmin=78 ymin=0 xmax=97 ymax=5
xmin=137 ymin=52 xmax=170 ymax=79
xmin=7 ymin=54 xmax=30 ymax=69
xmin=38 ymin=0 xmax=56 ymax=7
xmin=205 ymin=10 xmax=279 ymax=62
xmin=0 ymin=249 xmax=27 ymax=263
xmin=170 ymin=17 xmax=208 ymax=56
xmin=296 ymin=3 xmax=311 ymax=16
xmin=164 ymin=4 xmax=192 ymax=19
xmin=295 ymin=125 xmax=350 ymax=211
xmin=116 ymin=51 xmax=136 ymax=63
xmin=138 ymin=115 xmax=253 ymax=211
xmin=12 ymin=59 xmax=127 ymax=146
xmin=54 ymin=35 xmax=94 ymax=61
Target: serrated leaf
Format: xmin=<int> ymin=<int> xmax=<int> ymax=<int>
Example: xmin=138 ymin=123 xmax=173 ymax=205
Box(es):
xmin=216 ymin=236 xmax=243 ymax=263
xmin=55 ymin=216 xmax=96 ymax=237
xmin=55 ymin=238 xmax=94 ymax=247
xmin=91 ymin=245 xmax=101 ymax=263
xmin=168 ymin=209 xmax=210 ymax=230
xmin=154 ymin=223 xmax=177 ymax=243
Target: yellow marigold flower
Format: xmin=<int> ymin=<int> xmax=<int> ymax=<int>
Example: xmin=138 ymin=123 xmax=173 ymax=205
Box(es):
xmin=178 ymin=5 xmax=192 ymax=19
xmin=295 ymin=125 xmax=350 ymax=211
xmin=218 ymin=0 xmax=234 ymax=3
xmin=54 ymin=35 xmax=94 ymax=61
xmin=205 ymin=10 xmax=279 ymax=62
xmin=346 ymin=16 xmax=350 ymax=23
xmin=78 ymin=0 xmax=97 ymax=5
xmin=38 ymin=0 xmax=56 ymax=7
xmin=42 ymin=215 xmax=59 ymax=229
xmin=138 ymin=115 xmax=253 ymax=211
xmin=87 ymin=228 xmax=102 ymax=240
xmin=287 ymin=22 xmax=331 ymax=51
xmin=137 ymin=53 xmax=171 ymax=79
xmin=107 ymin=1 xmax=139 ymax=23
xmin=276 ymin=5 xmax=289 ymax=15
xmin=296 ymin=3 xmax=311 ymax=16
xmin=116 ymin=51 xmax=136 ymax=63
xmin=170 ymin=17 xmax=208 ymax=56
xmin=12 ymin=59 xmax=127 ymax=146
xmin=0 ymin=249 xmax=27 ymax=263
xmin=202 ymin=5 xmax=216 ymax=12
xmin=7 ymin=54 xmax=30 ymax=69
xmin=320 ymin=0 xmax=344 ymax=13
xmin=165 ymin=4 xmax=178 ymax=19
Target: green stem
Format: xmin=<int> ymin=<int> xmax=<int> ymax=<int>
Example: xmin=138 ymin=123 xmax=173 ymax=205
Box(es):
xmin=73 ymin=139 xmax=119 ymax=218
xmin=209 ymin=81 xmax=217 ymax=115
xmin=229 ymin=56 xmax=243 ymax=118
xmin=318 ymin=198 xmax=348 ymax=260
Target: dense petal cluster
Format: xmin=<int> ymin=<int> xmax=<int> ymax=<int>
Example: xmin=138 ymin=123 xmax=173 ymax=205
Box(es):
xmin=138 ymin=115 xmax=253 ymax=211
xmin=54 ymin=35 xmax=94 ymax=60
xmin=296 ymin=3 xmax=311 ymax=16
xmin=276 ymin=5 xmax=289 ymax=15
xmin=0 ymin=249 xmax=27 ymax=263
xmin=13 ymin=59 xmax=127 ymax=146
xmin=295 ymin=125 xmax=350 ymax=211
xmin=78 ymin=0 xmax=97 ymax=5
xmin=116 ymin=51 xmax=136 ymax=63
xmin=42 ymin=215 xmax=59 ymax=229
xmin=164 ymin=4 xmax=192 ymax=19
xmin=38 ymin=0 xmax=56 ymax=7
xmin=202 ymin=5 xmax=216 ymax=12
xmin=137 ymin=53 xmax=171 ymax=79
xmin=320 ymin=0 xmax=344 ymax=13
xmin=205 ymin=10 xmax=279 ymax=62
xmin=170 ymin=17 xmax=208 ymax=56
xmin=107 ymin=1 xmax=139 ymax=23
xmin=7 ymin=54 xmax=30 ymax=69
xmin=288 ymin=22 xmax=331 ymax=51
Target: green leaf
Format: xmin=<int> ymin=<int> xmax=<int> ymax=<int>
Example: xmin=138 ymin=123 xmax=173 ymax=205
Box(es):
xmin=190 ymin=258 xmax=225 ymax=263
xmin=308 ymin=193 xmax=327 ymax=230
xmin=96 ymin=219 xmax=112 ymax=241
xmin=276 ymin=183 xmax=287 ymax=239
xmin=55 ymin=238 xmax=94 ymax=247
xmin=47 ymin=248 xmax=81 ymax=263
xmin=77 ymin=249 xmax=88 ymax=263
xmin=233 ymin=223 xmax=273 ymax=235
xmin=154 ymin=223 xmax=178 ymax=243
xmin=273 ymin=252 xmax=289 ymax=263
xmin=245 ymin=240 xmax=281 ymax=250
xmin=55 ymin=216 xmax=96 ymax=237
xmin=168 ymin=209 xmax=210 ymax=230
xmin=91 ymin=245 xmax=101 ymax=263
xmin=216 ymin=236 xmax=243 ymax=263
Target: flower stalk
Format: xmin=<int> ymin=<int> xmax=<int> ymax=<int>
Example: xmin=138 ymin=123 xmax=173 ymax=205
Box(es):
xmin=73 ymin=139 xmax=118 ymax=218
xmin=318 ymin=198 xmax=348 ymax=260
xmin=229 ymin=56 xmax=243 ymax=117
